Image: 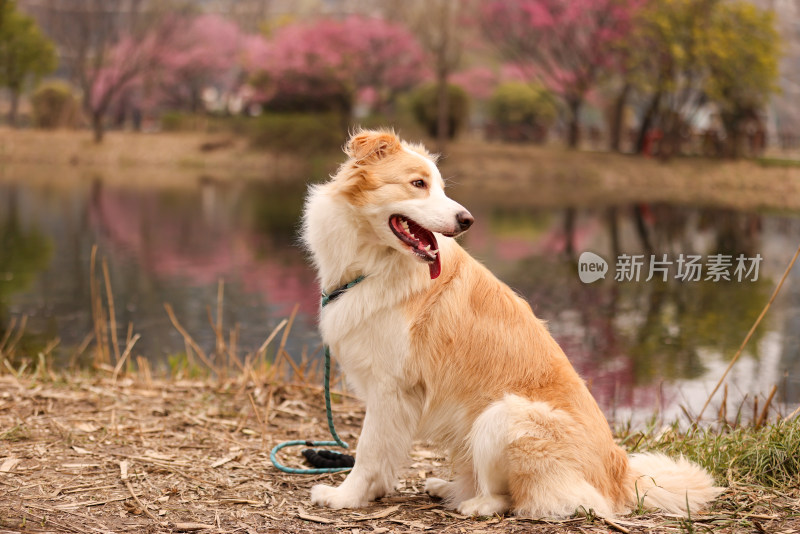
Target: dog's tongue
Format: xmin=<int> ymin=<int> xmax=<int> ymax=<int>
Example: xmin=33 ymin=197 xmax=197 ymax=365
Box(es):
xmin=403 ymin=218 xmax=440 ymax=280
xmin=415 ymin=229 xmax=440 ymax=280
xmin=429 ymin=253 xmax=441 ymax=279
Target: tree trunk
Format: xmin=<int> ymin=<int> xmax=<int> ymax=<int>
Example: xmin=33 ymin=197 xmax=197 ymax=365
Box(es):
xmin=566 ymin=98 xmax=582 ymax=149
xmin=608 ymin=83 xmax=630 ymax=153
xmin=721 ymin=114 xmax=741 ymax=159
xmin=435 ymin=72 xmax=449 ymax=154
xmin=635 ymin=91 xmax=661 ymax=154
xmin=606 ymin=206 xmax=620 ymax=259
xmin=633 ymin=204 xmax=652 ymax=253
xmin=92 ymin=111 xmax=105 ymax=143
xmin=563 ymin=206 xmax=576 ymax=257
xmin=8 ymin=90 xmax=20 ymax=127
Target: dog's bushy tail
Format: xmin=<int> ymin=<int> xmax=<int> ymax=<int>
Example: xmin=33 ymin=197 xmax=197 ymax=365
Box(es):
xmin=628 ymin=453 xmax=723 ymax=515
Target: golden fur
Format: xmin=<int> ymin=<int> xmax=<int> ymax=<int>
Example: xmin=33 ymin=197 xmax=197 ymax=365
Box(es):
xmin=405 ymin=244 xmax=633 ymax=514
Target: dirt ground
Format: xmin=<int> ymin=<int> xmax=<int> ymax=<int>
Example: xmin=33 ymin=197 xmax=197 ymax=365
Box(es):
xmin=1 ymin=375 xmax=798 ymax=534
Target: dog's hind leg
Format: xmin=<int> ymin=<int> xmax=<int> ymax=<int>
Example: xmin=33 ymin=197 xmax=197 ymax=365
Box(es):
xmin=458 ymin=395 xmax=615 ymax=518
xmin=501 ymin=395 xmax=615 ymax=518
xmin=456 ymin=400 xmax=511 ymax=516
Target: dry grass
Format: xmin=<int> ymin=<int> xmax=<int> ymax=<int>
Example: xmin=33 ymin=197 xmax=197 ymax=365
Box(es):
xmin=1 ymin=372 xmax=799 ymax=534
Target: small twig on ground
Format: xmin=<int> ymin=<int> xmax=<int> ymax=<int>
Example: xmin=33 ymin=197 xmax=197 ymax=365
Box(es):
xmin=164 ymin=302 xmax=218 ymax=374
xmin=248 ymin=391 xmax=263 ymax=428
xmin=257 ymin=319 xmax=288 ymax=359
xmin=102 ymin=257 xmax=121 ymax=364
xmin=296 ymin=508 xmax=335 ymax=524
xmin=120 ymin=460 xmax=161 ymax=523
xmin=601 ymin=516 xmax=631 ymax=533
xmin=0 ymin=315 xmax=17 ymax=354
xmin=112 ymin=334 xmax=141 ymax=383
xmin=755 ymin=385 xmax=778 ymax=427
xmin=172 ymin=522 xmax=217 ymax=531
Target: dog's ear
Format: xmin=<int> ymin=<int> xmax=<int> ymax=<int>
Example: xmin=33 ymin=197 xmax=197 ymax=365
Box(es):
xmin=345 ymin=130 xmax=401 ymax=164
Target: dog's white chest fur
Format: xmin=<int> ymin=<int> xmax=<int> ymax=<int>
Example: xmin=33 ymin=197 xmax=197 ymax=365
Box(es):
xmin=319 ymin=283 xmax=411 ymax=398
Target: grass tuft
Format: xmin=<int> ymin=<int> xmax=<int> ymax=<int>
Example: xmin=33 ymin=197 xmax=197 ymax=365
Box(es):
xmin=633 ymin=420 xmax=800 ymax=487
xmin=1 ymin=424 xmax=31 ymax=442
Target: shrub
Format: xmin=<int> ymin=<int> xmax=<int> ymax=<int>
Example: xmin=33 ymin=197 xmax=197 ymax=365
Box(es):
xmin=246 ymin=113 xmax=346 ymax=155
xmin=160 ymin=112 xmax=248 ymax=134
xmin=487 ymin=82 xmax=557 ymax=143
xmin=30 ymin=81 xmax=80 ymax=129
xmin=411 ymin=83 xmax=469 ymax=139
xmin=160 ymin=111 xmax=189 ymax=132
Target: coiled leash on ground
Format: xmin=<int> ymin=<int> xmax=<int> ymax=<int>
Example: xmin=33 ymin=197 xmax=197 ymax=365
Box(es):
xmin=269 ymin=276 xmax=365 ymax=474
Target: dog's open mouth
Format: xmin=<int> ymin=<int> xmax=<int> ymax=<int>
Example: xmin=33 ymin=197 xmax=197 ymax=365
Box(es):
xmin=389 ymin=214 xmax=441 ymax=279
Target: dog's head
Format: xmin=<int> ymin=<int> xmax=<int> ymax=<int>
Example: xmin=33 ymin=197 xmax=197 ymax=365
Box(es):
xmin=331 ymin=129 xmax=473 ymax=279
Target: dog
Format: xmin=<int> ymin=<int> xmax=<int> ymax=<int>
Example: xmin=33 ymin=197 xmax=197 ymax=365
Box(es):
xmin=301 ymin=129 xmax=722 ymax=518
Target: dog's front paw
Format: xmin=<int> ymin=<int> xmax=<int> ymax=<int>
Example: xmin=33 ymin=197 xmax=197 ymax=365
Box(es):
xmin=458 ymin=495 xmax=510 ymax=517
xmin=310 ymin=484 xmax=368 ymax=509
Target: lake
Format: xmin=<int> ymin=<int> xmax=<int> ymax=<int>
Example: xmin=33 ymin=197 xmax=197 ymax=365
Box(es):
xmin=1 ymin=168 xmax=799 ymax=425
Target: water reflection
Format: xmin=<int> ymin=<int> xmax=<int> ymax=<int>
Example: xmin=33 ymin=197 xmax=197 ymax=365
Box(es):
xmin=0 ymin=185 xmax=54 ymax=357
xmin=454 ymin=197 xmax=798 ymax=419
xmin=1 ymin=174 xmax=798 ymax=421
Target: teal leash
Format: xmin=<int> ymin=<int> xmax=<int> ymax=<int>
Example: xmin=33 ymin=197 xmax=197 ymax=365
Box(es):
xmin=269 ymin=275 xmax=365 ymax=474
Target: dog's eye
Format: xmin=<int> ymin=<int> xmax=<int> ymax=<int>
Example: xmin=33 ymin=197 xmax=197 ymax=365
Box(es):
xmin=411 ymin=179 xmax=426 ymax=188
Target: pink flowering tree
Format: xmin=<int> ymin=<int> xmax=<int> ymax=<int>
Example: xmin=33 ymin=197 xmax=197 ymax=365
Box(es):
xmin=347 ymin=17 xmax=428 ymax=112
xmin=451 ymin=66 xmax=497 ymax=101
xmin=251 ymin=16 xmax=426 ymax=115
xmin=481 ymin=0 xmax=644 ymax=148
xmin=89 ymin=19 xmax=176 ymax=143
xmin=155 ymin=14 xmax=244 ymax=112
xmin=90 ymin=14 xmax=265 ymax=139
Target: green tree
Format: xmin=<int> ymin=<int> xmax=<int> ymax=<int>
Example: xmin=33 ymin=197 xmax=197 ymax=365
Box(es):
xmin=702 ymin=1 xmax=780 ymax=158
xmin=625 ymin=0 xmax=717 ymax=156
xmin=0 ymin=0 xmax=57 ymax=125
xmin=616 ymin=0 xmax=779 ymax=158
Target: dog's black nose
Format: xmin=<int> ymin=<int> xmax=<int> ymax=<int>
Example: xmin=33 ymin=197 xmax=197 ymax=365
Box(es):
xmin=456 ymin=211 xmax=474 ymax=231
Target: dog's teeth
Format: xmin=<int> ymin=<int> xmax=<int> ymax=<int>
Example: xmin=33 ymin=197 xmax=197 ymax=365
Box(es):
xmin=401 ymin=221 xmax=410 ymax=231
xmin=423 ymin=245 xmax=431 ymax=251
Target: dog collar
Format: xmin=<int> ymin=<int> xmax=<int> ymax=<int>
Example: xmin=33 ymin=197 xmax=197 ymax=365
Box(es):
xmin=321 ymin=275 xmax=366 ymax=308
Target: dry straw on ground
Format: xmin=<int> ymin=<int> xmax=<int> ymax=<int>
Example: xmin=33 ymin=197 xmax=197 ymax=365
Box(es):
xmin=2 ymin=373 xmax=799 ymax=534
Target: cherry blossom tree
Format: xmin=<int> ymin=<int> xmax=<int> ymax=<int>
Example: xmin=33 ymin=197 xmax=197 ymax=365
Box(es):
xmin=89 ymin=18 xmax=176 ymax=142
xmin=92 ymin=13 xmax=263 ymax=136
xmin=251 ymin=16 xmax=426 ymax=115
xmin=451 ymin=66 xmax=496 ymax=102
xmin=481 ymin=0 xmax=645 ymax=148
xmin=155 ymin=14 xmax=243 ymax=112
